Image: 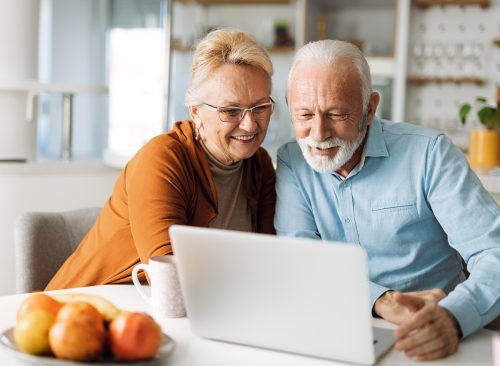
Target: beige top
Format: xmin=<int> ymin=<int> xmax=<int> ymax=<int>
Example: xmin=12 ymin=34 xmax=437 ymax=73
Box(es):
xmin=200 ymin=140 xmax=252 ymax=232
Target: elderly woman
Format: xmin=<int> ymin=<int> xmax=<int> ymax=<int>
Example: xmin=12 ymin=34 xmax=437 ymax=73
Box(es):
xmin=46 ymin=29 xmax=276 ymax=290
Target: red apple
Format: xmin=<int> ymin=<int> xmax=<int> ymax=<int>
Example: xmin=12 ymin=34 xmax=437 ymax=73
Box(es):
xmin=49 ymin=320 xmax=105 ymax=361
xmin=108 ymin=312 xmax=163 ymax=361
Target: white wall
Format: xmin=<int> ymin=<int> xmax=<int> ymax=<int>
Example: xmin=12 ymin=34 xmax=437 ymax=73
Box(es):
xmin=0 ymin=0 xmax=39 ymax=161
xmin=0 ymin=163 xmax=121 ymax=295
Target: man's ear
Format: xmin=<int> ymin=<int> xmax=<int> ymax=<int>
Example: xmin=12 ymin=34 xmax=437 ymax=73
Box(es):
xmin=366 ymin=92 xmax=380 ymax=125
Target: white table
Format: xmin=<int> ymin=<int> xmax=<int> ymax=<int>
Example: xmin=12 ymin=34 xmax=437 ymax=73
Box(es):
xmin=0 ymin=285 xmax=494 ymax=365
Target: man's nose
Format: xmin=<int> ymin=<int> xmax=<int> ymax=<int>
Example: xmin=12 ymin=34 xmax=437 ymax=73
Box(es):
xmin=310 ymin=115 xmax=329 ymax=141
xmin=238 ymin=110 xmax=258 ymax=132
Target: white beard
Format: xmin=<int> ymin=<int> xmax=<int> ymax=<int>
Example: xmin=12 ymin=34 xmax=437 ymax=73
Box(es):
xmin=297 ymin=118 xmax=368 ymax=174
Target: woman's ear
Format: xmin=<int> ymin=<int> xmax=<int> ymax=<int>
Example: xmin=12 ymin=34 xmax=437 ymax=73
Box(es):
xmin=189 ymin=106 xmax=202 ymax=128
xmin=189 ymin=106 xmax=204 ymax=141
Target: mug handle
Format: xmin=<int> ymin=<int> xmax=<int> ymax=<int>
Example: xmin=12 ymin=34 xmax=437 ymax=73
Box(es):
xmin=132 ymin=263 xmax=152 ymax=305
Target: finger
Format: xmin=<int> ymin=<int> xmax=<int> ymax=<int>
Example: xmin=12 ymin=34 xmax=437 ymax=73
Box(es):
xmin=394 ymin=292 xmax=425 ymax=312
xmin=395 ymin=305 xmax=437 ymax=339
xmin=406 ymin=337 xmax=445 ymax=359
xmin=406 ymin=288 xmax=445 ymax=302
xmin=395 ymin=324 xmax=440 ymax=352
xmin=429 ymin=288 xmax=446 ymax=300
xmin=374 ymin=291 xmax=414 ymax=324
xmin=397 ymin=320 xmax=458 ymax=360
xmin=415 ymin=343 xmax=458 ymax=361
xmin=398 ymin=307 xmax=460 ymax=356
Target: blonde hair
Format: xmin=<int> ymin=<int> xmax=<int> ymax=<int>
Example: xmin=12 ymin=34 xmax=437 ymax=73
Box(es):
xmin=287 ymin=40 xmax=372 ymax=112
xmin=185 ymin=28 xmax=273 ymax=106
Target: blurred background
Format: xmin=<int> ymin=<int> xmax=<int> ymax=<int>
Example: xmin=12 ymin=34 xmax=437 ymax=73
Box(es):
xmin=0 ymin=0 xmax=499 ymax=295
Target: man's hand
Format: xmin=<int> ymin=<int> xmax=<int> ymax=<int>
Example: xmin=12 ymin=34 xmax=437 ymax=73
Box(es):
xmin=373 ymin=288 xmax=445 ymax=324
xmin=393 ymin=292 xmax=460 ymax=361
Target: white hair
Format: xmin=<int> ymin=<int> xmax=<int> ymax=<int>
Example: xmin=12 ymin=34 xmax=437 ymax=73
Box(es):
xmin=185 ymin=28 xmax=273 ymax=107
xmin=287 ymin=40 xmax=372 ymax=112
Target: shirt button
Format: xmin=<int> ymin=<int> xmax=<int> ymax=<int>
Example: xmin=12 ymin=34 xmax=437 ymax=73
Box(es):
xmin=345 ymin=218 xmax=351 ymax=224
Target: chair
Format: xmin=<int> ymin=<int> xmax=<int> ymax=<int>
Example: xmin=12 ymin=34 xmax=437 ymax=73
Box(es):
xmin=14 ymin=207 xmax=101 ymax=293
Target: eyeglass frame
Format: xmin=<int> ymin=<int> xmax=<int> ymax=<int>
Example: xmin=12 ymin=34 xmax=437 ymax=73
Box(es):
xmin=202 ymin=97 xmax=275 ymax=123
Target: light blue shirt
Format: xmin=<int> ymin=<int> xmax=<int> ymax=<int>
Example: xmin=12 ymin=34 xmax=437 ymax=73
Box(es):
xmin=275 ymin=117 xmax=500 ymax=338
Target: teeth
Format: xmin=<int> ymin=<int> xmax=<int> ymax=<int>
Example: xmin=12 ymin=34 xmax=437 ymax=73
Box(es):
xmin=233 ymin=135 xmax=255 ymax=141
xmin=314 ymin=145 xmax=337 ymax=150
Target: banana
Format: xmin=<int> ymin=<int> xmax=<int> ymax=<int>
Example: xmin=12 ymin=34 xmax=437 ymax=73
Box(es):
xmin=50 ymin=292 xmax=121 ymax=322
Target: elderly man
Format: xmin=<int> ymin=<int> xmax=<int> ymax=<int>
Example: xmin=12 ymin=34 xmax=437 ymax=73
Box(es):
xmin=275 ymin=39 xmax=500 ymax=361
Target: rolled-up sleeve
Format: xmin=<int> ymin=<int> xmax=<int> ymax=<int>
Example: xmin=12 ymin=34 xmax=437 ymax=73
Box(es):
xmin=425 ymin=135 xmax=500 ymax=337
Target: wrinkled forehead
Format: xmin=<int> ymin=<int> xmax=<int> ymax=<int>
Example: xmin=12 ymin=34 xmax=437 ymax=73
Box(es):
xmin=288 ymin=61 xmax=363 ymax=105
xmin=291 ymin=59 xmax=361 ymax=86
xmin=201 ymin=64 xmax=271 ymax=102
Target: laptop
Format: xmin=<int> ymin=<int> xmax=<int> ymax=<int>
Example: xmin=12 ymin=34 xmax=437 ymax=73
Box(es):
xmin=169 ymin=225 xmax=395 ymax=365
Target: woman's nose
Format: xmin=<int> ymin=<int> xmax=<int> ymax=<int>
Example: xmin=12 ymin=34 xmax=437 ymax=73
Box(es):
xmin=238 ymin=110 xmax=258 ymax=132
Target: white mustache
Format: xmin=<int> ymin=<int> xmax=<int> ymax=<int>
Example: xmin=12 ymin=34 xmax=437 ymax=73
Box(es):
xmin=300 ymin=136 xmax=348 ymax=149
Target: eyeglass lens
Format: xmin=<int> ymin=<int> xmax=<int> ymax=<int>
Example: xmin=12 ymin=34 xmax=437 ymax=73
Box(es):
xmin=218 ymin=103 xmax=274 ymax=123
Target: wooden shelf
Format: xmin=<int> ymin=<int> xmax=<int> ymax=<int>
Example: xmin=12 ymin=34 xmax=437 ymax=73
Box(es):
xmin=414 ymin=0 xmax=490 ymax=8
xmin=266 ymin=45 xmax=295 ymax=53
xmin=193 ymin=0 xmax=292 ymax=4
xmin=172 ymin=44 xmax=294 ymax=53
xmin=493 ymin=38 xmax=500 ymax=47
xmin=407 ymin=76 xmax=485 ymax=86
xmin=172 ymin=44 xmax=194 ymax=53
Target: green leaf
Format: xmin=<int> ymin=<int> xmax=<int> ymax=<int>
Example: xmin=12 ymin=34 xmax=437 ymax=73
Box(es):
xmin=477 ymin=107 xmax=497 ymax=129
xmin=459 ymin=104 xmax=471 ymax=125
xmin=493 ymin=109 xmax=500 ymax=128
xmin=476 ymin=96 xmax=487 ymax=104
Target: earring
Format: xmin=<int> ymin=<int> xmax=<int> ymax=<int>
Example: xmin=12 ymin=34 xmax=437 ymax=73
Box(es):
xmin=195 ymin=125 xmax=201 ymax=141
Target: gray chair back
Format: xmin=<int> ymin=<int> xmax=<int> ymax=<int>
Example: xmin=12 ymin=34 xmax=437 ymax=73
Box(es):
xmin=14 ymin=207 xmax=101 ymax=293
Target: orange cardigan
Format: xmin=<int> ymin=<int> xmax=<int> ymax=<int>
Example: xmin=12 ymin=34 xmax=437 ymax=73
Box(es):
xmin=46 ymin=121 xmax=276 ymax=290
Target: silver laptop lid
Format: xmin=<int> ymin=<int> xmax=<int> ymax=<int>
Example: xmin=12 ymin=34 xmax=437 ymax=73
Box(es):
xmin=170 ymin=225 xmax=377 ymax=365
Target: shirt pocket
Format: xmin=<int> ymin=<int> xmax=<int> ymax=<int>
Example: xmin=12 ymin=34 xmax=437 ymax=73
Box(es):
xmin=371 ymin=201 xmax=417 ymax=215
xmin=369 ymin=201 xmax=419 ymax=252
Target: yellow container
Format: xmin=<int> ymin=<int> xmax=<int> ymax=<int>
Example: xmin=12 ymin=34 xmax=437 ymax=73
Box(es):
xmin=469 ymin=129 xmax=500 ymax=168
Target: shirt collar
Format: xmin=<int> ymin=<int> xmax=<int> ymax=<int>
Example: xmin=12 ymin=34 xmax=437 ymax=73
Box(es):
xmin=331 ymin=116 xmax=387 ymax=181
xmin=364 ymin=116 xmax=389 ymax=158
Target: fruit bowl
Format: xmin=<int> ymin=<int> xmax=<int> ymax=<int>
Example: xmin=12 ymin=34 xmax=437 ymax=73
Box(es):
xmin=0 ymin=327 xmax=175 ymax=365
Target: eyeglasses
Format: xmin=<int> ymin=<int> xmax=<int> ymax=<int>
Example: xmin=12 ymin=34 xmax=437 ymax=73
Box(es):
xmin=203 ymin=98 xmax=275 ymax=123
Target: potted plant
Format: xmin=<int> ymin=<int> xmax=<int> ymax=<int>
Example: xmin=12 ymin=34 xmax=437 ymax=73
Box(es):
xmin=459 ymin=95 xmax=500 ymax=168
